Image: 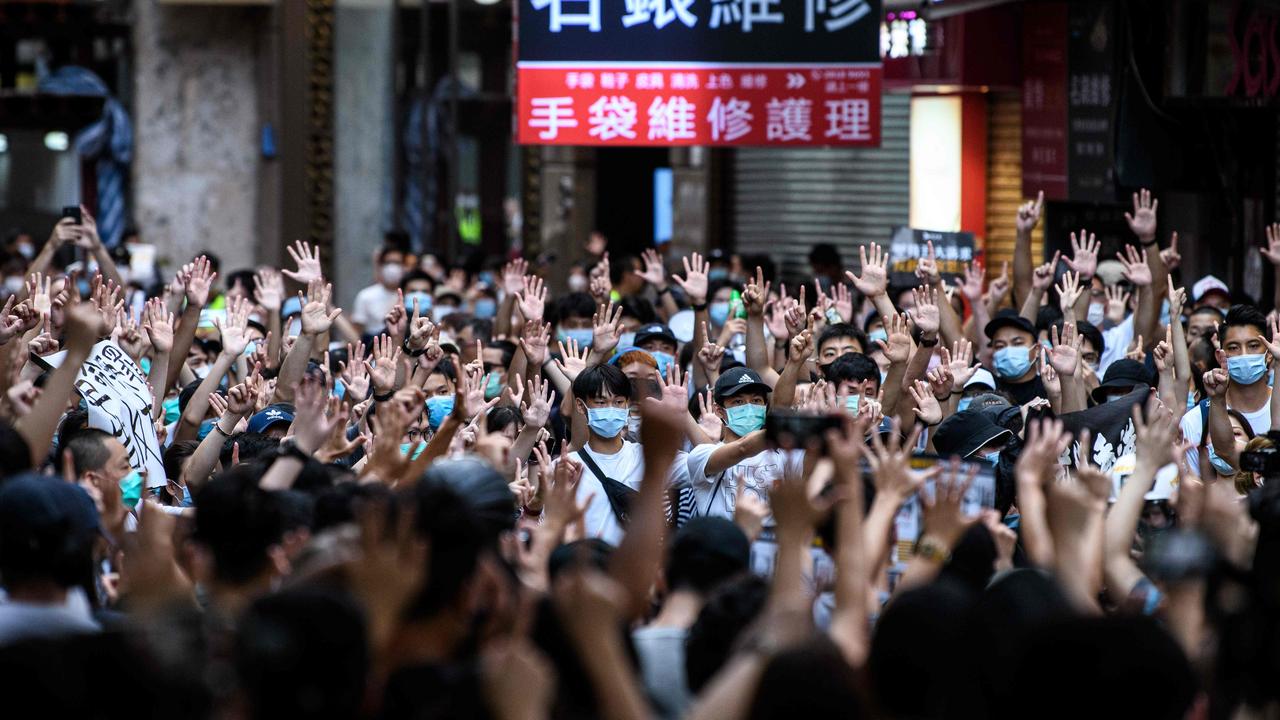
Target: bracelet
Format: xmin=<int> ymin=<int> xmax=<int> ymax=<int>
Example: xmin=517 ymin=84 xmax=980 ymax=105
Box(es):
xmin=212 ymin=422 xmax=234 ymax=437
xmin=276 ymin=441 xmax=310 ymax=463
xmin=1140 ymin=237 xmax=1159 ymax=247
xmin=919 ymin=335 xmax=939 ymax=348
xmin=656 ymin=285 xmax=672 ymax=296
xmin=691 ymin=301 xmax=709 ymax=312
xmin=403 ymin=339 xmax=427 ymax=358
xmin=373 ymin=390 xmax=394 ymax=402
xmin=950 ymin=390 xmax=963 ymax=396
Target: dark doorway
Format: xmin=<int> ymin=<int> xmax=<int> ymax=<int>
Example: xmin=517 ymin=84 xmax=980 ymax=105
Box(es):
xmin=594 ymin=147 xmax=667 ymax=256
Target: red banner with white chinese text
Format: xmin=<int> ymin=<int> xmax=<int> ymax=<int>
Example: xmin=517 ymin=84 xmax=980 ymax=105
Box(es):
xmin=517 ymin=63 xmax=881 ymax=146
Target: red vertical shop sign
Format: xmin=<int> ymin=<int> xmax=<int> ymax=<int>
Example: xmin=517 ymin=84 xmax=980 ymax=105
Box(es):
xmin=516 ymin=0 xmax=884 ymax=147
xmin=1021 ymin=1 xmax=1068 ymax=200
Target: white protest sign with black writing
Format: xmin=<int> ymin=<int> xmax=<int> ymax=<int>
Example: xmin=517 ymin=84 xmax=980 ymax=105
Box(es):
xmin=73 ymin=340 xmax=166 ymax=488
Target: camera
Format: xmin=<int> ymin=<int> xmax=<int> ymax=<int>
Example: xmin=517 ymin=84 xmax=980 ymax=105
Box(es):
xmin=1238 ymin=430 xmax=1280 ymax=475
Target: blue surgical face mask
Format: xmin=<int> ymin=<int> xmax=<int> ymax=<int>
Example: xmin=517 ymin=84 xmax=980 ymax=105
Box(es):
xmin=586 ymin=406 xmax=628 ymax=438
xmin=1207 ymin=444 xmax=1235 ymax=475
xmin=1186 ymin=390 xmax=1197 ymax=410
xmin=139 ymin=357 xmax=151 ymax=375
xmin=426 ymin=395 xmax=455 ymax=429
xmin=400 ymin=441 xmax=426 ymax=460
xmin=119 ymin=470 xmax=143 ymax=509
xmin=180 ymin=483 xmax=193 ymax=508
xmin=242 ymin=340 xmax=257 ymax=357
xmin=1158 ymin=299 xmax=1171 ymax=327
xmin=197 ymin=418 xmax=216 ymax=440
xmin=162 ymin=397 xmax=181 ymax=424
xmin=868 ymin=328 xmax=888 ymax=345
xmin=432 ymin=305 xmax=457 ymax=323
xmin=474 ymin=298 xmax=497 ymax=319
xmin=708 ymin=268 xmax=730 ymax=282
xmin=845 ymin=395 xmax=860 ymax=416
xmin=652 ymin=350 xmax=675 ymax=378
xmin=993 ymin=346 xmax=1032 ymax=379
xmin=956 ymin=397 xmax=973 ymax=412
xmin=709 ymin=302 xmax=730 ymax=326
xmin=484 ymin=371 xmax=503 ymax=400
xmin=404 ymin=291 xmax=433 ymax=313
xmin=1227 ymin=353 xmax=1269 ymax=386
xmin=1040 ymin=339 xmax=1053 ymax=352
xmin=558 ymin=328 xmax=594 ymax=348
xmin=981 ymin=450 xmax=1001 ymax=466
xmin=725 ymin=403 xmax=767 ymax=436
xmin=332 ymin=380 xmax=346 ymax=398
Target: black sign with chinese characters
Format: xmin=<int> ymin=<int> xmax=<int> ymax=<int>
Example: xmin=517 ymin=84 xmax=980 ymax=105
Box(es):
xmin=1066 ymin=0 xmax=1115 ymax=202
xmin=519 ymin=0 xmax=882 ymax=63
xmin=887 ymin=227 xmax=976 ymax=287
xmin=517 ymin=0 xmax=884 ymax=146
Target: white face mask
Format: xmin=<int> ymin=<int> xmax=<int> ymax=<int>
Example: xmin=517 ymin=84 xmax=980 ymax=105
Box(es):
xmin=432 ymin=305 xmax=457 ymax=322
xmin=568 ymin=275 xmax=588 ymax=293
xmin=2 ymin=276 xmax=23 ymax=293
xmin=381 ymin=263 xmax=404 ymax=285
xmin=1087 ymin=303 xmax=1105 ymax=326
xmin=193 ymin=364 xmax=211 ymax=379
xmin=15 ymin=243 xmax=34 ymax=259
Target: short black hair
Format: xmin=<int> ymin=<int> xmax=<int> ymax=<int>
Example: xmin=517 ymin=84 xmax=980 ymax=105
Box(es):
xmin=65 ymin=429 xmax=115 ymax=477
xmin=487 ymin=339 xmax=517 ymax=369
xmin=465 ymin=317 xmax=494 ymax=346
xmin=486 ymin=405 xmax=523 ymax=434
xmin=571 ymin=363 xmax=631 ymax=402
xmin=376 ymin=246 xmax=405 ymax=264
xmin=225 ymin=269 xmax=257 ymax=297
xmin=552 ymin=292 xmax=597 ymax=324
xmin=220 ymin=432 xmax=281 ymax=468
xmin=163 ymin=440 xmax=200 ymax=484
xmin=192 ymin=466 xmax=285 ymax=585
xmin=808 ymin=243 xmax=841 ymax=267
xmin=1075 ymin=320 xmax=1105 ymax=357
xmin=399 ymin=270 xmax=434 ymax=291
xmin=665 ymin=518 xmax=750 ymax=594
xmin=408 ymin=476 xmax=486 ymax=617
xmin=1220 ymin=304 xmax=1270 ymax=343
xmin=825 ymin=352 xmax=881 ymax=392
xmin=196 ymin=250 xmax=221 ymax=275
xmin=429 ymin=358 xmax=457 ymax=383
xmin=686 ymin=574 xmax=769 ymax=693
xmin=817 ymin=323 xmax=868 ymax=357
xmin=1035 ymin=305 xmax=1064 ymax=336
xmin=619 ymin=295 xmax=657 ymax=325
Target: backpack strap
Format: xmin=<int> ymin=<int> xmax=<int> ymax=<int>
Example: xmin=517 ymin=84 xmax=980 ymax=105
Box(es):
xmin=576 ymin=450 xmax=638 ymax=527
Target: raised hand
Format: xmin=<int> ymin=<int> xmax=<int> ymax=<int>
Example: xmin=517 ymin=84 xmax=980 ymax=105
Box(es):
xmin=785 ymin=327 xmax=813 ymax=370
xmin=185 ymin=256 xmax=216 ymax=307
xmin=742 ymin=266 xmax=770 ymax=317
xmin=910 ymin=285 xmax=941 ymax=336
xmin=1104 ymin=285 xmax=1131 ymax=325
xmin=226 ymin=380 xmax=257 ymax=417
xmin=1117 ymin=244 xmax=1152 ymax=287
xmin=590 ymin=301 xmax=624 ymax=356
xmin=656 ymin=362 xmax=689 ymax=413
xmin=383 ymin=291 xmax=407 ymax=339
xmin=1048 ymin=322 xmax=1082 ymax=377
xmin=847 ymin=242 xmax=889 ymax=298
xmin=696 ymin=391 xmax=723 ymax=441
xmin=1064 ymin=230 xmax=1099 ymax=279
xmin=959 ymin=261 xmax=985 ymax=301
xmin=283 ymin=240 xmax=323 ymax=285
xmin=1124 ymin=188 xmax=1158 ymax=242
xmin=365 ymin=334 xmax=402 ymax=396
xmin=339 ymin=342 xmax=371 ymax=401
xmin=921 ymin=459 xmax=980 ymax=547
xmin=915 ymin=240 xmax=941 ymax=285
xmin=1031 ymin=251 xmax=1061 ymax=293
xmin=299 ymin=279 xmax=341 ymax=336
xmin=763 ymin=297 xmax=793 ymax=342
xmin=1038 ymin=354 xmax=1061 ymax=398
xmin=216 ymin=297 xmax=253 ymax=357
xmin=673 ymin=252 xmax=709 ymax=306
xmin=554 ymin=337 xmax=590 ymax=381
xmin=115 ymin=310 xmax=148 ymax=360
xmin=926 ymin=365 xmax=953 ymax=401
xmin=1016 ymin=191 xmax=1045 ymax=234
xmin=253 ymin=268 xmax=285 ymax=313
xmin=501 ymin=258 xmax=528 ymax=296
xmin=523 ymin=373 xmax=554 ymax=429
xmin=519 ymin=320 xmax=551 ymax=368
xmin=1166 ymin=277 xmax=1187 ymax=319
xmin=908 ymin=379 xmax=943 ymax=426
xmin=1152 ymin=330 xmax=1174 ymax=375
xmin=877 ymin=312 xmax=913 ymax=364
xmin=945 ymin=339 xmax=977 ymax=390
xmin=638 ymin=248 xmax=668 ymax=289
xmin=405 ymin=300 xmax=437 ymax=351
xmin=1056 ymin=270 xmax=1083 ymax=315
xmin=141 ymin=298 xmax=175 ymax=354
xmin=1161 ymin=231 xmax=1181 ymax=270
xmin=986 ymin=261 xmax=1012 ymax=308
xmin=1263 ymin=223 xmax=1280 ymax=266
xmin=830 ymin=282 xmax=854 ymax=323
xmin=26 ymin=272 xmax=53 ymax=318
xmin=867 ymin=422 xmax=931 ymax=501
xmin=588 ymin=254 xmax=611 ymax=304
xmin=516 ymin=275 xmax=548 ymax=323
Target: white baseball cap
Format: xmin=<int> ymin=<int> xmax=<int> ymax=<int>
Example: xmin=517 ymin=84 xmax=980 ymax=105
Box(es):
xmin=1192 ymin=275 xmax=1230 ymax=302
xmin=964 ymin=368 xmax=997 ymax=391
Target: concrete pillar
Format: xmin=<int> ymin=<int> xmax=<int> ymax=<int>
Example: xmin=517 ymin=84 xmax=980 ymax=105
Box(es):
xmin=333 ymin=0 xmax=395 ymax=307
xmin=132 ymin=0 xmax=263 ymax=274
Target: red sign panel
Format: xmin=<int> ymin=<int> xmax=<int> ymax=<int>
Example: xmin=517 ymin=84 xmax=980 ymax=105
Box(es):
xmin=1021 ymin=1 xmax=1068 ymax=200
xmin=517 ymin=63 xmax=882 ymax=146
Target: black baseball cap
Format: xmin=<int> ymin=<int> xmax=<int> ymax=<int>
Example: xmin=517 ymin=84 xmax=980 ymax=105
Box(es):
xmin=714 ymin=367 xmax=772 ymax=400
xmin=932 ymin=410 xmax=1014 ymax=459
xmin=984 ymin=308 xmax=1036 ymax=340
xmin=0 ymin=473 xmax=100 ymax=555
xmin=1091 ymin=359 xmax=1154 ymax=403
xmin=635 ymin=323 xmax=678 ymax=348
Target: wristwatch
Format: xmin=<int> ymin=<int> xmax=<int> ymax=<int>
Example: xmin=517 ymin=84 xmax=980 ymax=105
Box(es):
xmin=914 ymin=535 xmax=952 ymax=564
xmin=692 ymin=301 xmax=709 ymax=312
xmin=403 ymin=338 xmax=427 ymax=357
xmin=919 ymin=335 xmax=939 ymax=348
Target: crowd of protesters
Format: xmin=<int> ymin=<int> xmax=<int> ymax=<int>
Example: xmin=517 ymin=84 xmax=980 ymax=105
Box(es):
xmin=0 ymin=189 xmax=1278 ymax=719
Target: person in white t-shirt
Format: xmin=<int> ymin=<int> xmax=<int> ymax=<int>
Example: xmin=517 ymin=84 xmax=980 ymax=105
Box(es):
xmin=351 ymin=247 xmax=405 ymax=338
xmin=1181 ymin=304 xmax=1273 ymax=470
xmin=560 ymin=363 xmax=645 ymax=546
xmin=686 ymin=366 xmax=804 ymax=522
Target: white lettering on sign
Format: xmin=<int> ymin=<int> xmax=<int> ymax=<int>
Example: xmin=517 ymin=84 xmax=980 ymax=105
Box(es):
xmin=765 ymin=97 xmax=812 ymax=140
xmin=529 ymin=0 xmax=601 ymax=32
xmin=647 ymin=96 xmax=698 ymax=141
xmin=622 ymin=0 xmax=697 ymax=29
xmin=707 ymin=96 xmax=753 ymax=141
xmin=588 ymin=95 xmax=639 ymax=140
xmin=529 ymin=97 xmax=579 ymax=139
xmin=824 ymin=98 xmax=871 ymax=141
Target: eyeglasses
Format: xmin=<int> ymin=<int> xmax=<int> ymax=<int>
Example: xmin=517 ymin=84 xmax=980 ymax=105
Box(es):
xmin=405 ymin=429 xmax=425 ymax=441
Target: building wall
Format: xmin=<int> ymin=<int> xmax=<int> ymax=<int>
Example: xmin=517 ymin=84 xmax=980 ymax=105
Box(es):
xmin=132 ymin=0 xmax=263 ymax=274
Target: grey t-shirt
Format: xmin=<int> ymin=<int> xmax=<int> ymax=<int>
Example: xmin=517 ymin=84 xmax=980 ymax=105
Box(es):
xmin=632 ymin=626 xmax=690 ymax=720
xmin=0 ymin=601 xmax=100 ymax=645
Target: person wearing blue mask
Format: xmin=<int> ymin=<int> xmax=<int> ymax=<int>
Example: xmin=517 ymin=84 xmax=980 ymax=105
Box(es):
xmin=635 ymin=322 xmax=680 ymax=379
xmin=824 ymin=352 xmax=880 ymax=418
xmin=64 ymin=428 xmax=148 ymax=512
xmin=552 ymin=292 xmax=598 ymax=351
xmin=479 ymin=341 xmax=516 ymax=401
xmin=955 ymin=368 xmax=997 ymax=412
xmin=984 ymin=309 xmax=1048 ymax=406
xmin=422 ymin=361 xmax=458 ymax=433
xmin=1184 ymin=304 xmax=1273 ymax=472
xmin=556 ymin=364 xmax=645 ymax=546
xmin=399 ymin=270 xmax=435 ymax=319
xmin=932 ymin=409 xmax=1015 ymax=468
